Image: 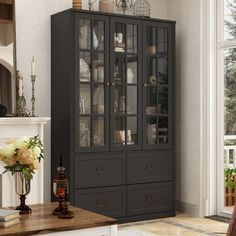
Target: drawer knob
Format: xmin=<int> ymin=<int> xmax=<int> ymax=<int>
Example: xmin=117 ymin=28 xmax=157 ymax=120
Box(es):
xmin=146 ymin=163 xmax=154 ymax=172
xmin=96 ymin=200 xmax=105 ymax=208
xmin=96 ymin=167 xmax=105 ymax=175
xmin=146 ymin=195 xmax=154 ymax=202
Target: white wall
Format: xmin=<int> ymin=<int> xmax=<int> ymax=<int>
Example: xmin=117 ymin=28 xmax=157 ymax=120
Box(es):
xmin=167 ymin=0 xmax=201 ymax=215
xmin=15 ymin=0 xmax=72 ymax=202
xmin=151 ymin=0 xmax=202 ymax=215
xmin=15 ymin=0 xmax=203 ymax=215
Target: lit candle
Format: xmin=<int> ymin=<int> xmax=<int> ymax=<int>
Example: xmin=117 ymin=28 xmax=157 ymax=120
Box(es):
xmin=31 ymin=56 xmax=36 ymax=76
xmin=19 ymin=79 xmax=23 ymax=96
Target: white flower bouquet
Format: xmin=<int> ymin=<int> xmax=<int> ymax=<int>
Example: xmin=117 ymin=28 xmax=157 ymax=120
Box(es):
xmin=0 ymin=136 xmax=43 ymax=181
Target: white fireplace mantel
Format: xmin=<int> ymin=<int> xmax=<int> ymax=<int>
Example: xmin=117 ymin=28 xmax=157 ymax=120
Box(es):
xmin=0 ymin=117 xmax=50 ymax=207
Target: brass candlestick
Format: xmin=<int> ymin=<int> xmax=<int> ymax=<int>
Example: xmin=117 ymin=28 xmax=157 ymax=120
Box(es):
xmin=31 ymin=75 xmax=36 ymax=117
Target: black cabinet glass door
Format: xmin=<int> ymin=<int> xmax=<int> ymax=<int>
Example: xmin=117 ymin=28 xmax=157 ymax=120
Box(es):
xmin=110 ymin=18 xmax=142 ymax=151
xmin=143 ymin=22 xmax=173 ymax=149
xmin=76 ymin=14 xmax=109 ymax=152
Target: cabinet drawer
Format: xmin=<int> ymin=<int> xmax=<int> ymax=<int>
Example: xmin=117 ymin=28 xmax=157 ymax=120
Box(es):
xmin=127 ymin=182 xmax=173 ymax=216
xmin=127 ymin=151 xmax=172 ymax=184
xmin=75 ymin=154 xmax=125 ymax=188
xmin=75 ymin=186 xmax=125 ymax=218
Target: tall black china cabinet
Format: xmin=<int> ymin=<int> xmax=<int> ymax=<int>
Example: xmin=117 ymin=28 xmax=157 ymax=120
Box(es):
xmin=51 ymin=9 xmax=175 ymax=223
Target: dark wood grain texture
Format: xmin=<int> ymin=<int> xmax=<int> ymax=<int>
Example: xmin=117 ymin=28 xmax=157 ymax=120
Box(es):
xmin=0 ymin=203 xmax=116 ymax=236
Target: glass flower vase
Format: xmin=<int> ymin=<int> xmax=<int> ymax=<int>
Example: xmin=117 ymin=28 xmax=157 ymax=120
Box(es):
xmin=15 ymin=172 xmax=32 ymax=214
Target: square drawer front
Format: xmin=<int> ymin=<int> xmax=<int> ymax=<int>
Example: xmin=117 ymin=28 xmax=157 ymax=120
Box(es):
xmin=75 ymin=154 xmax=125 ymax=188
xmin=75 ymin=186 xmax=125 ymax=218
xmin=127 ymin=182 xmax=173 ymax=216
xmin=127 ymin=151 xmax=172 ymax=184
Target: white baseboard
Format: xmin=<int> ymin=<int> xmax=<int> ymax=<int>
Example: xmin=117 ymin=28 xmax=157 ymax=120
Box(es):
xmin=176 ymin=201 xmax=200 ymax=216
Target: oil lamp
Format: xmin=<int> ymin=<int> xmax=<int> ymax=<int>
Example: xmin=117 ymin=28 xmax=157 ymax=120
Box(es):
xmin=52 ymin=154 xmax=68 ymax=215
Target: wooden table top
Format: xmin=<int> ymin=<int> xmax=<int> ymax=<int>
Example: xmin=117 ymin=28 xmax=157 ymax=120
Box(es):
xmin=0 ymin=203 xmax=117 ymax=236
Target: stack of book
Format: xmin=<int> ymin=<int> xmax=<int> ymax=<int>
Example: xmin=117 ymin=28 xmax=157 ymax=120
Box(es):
xmin=115 ymin=43 xmax=125 ymax=52
xmin=0 ymin=209 xmax=20 ymax=228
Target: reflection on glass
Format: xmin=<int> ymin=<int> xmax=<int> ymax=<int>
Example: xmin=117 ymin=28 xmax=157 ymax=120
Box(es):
xmin=114 ymin=116 xmax=125 ymax=144
xmin=158 ymin=117 xmax=168 ymax=144
xmin=114 ymin=85 xmax=125 ymax=113
xmin=80 ymin=117 xmax=91 ymax=147
xmin=127 ymin=117 xmax=137 ymax=145
xmin=93 ymin=53 xmax=104 ymax=82
xmin=93 ymin=85 xmax=104 ymax=114
xmin=127 ymin=24 xmax=137 ymax=54
xmin=93 ymin=21 xmax=104 ymax=50
xmin=147 ymin=57 xmax=157 ymax=85
xmin=93 ymin=117 xmax=104 ymax=146
xmin=80 ymin=84 xmax=91 ymax=114
xmin=157 ymin=28 xmax=168 ymax=53
xmin=114 ymin=23 xmax=126 ymax=52
xmin=158 ymin=87 xmax=168 ymax=114
xmin=114 ymin=54 xmax=125 ymax=82
xmin=80 ymin=19 xmax=91 ymax=49
xmin=224 ymin=0 xmax=236 ymax=40
xmin=127 ymin=86 xmax=137 ymax=114
xmin=146 ymin=117 xmax=157 ymax=144
xmin=127 ymin=55 xmax=137 ymax=84
xmin=147 ymin=26 xmax=157 ymax=55
xmin=157 ymin=58 xmax=168 ymax=84
xmin=146 ymin=87 xmax=157 ymax=115
xmin=80 ymin=52 xmax=91 ymax=82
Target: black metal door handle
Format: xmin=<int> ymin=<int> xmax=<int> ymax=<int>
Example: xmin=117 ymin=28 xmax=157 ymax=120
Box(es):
xmin=96 ymin=200 xmax=105 ymax=207
xmin=146 ymin=163 xmax=154 ymax=172
xmin=146 ymin=195 xmax=154 ymax=202
xmin=96 ymin=167 xmax=105 ymax=174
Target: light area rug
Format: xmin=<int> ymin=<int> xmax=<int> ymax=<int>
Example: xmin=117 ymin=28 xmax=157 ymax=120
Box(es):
xmin=118 ymin=229 xmax=160 ymax=236
xmin=117 ymin=214 xmax=228 ymax=236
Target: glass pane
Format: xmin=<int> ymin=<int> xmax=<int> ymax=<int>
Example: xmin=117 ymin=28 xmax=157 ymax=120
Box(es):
xmin=80 ymin=84 xmax=91 ymax=114
xmin=114 ymin=54 xmax=125 ymax=83
xmin=127 ymin=24 xmax=137 ymax=54
xmin=146 ymin=117 xmax=157 ymax=144
xmin=114 ymin=116 xmax=125 ymax=144
xmin=127 ymin=86 xmax=137 ymax=114
xmin=158 ymin=117 xmax=168 ymax=144
xmin=114 ymin=23 xmax=126 ymax=53
xmin=93 ymin=117 xmax=104 ymax=146
xmin=80 ymin=19 xmax=91 ymax=49
xmin=93 ymin=53 xmax=104 ymax=82
xmin=158 ymin=87 xmax=168 ymax=114
xmin=127 ymin=117 xmax=137 ymax=145
xmin=93 ymin=21 xmax=104 ymax=50
xmin=114 ymin=85 xmax=125 ymax=113
xmin=157 ymin=58 xmax=168 ymax=85
xmin=146 ymin=87 xmax=157 ymax=115
xmin=127 ymin=55 xmax=137 ymax=84
xmin=80 ymin=52 xmax=91 ymax=82
xmin=224 ymin=0 xmax=236 ymax=40
xmin=157 ymin=28 xmax=168 ymax=53
xmin=93 ymin=85 xmax=104 ymax=114
xmin=147 ymin=57 xmax=157 ymax=85
xmin=80 ymin=117 xmax=91 ymax=147
xmin=224 ymin=48 xmax=236 ymax=135
xmin=147 ymin=26 xmax=157 ymax=55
